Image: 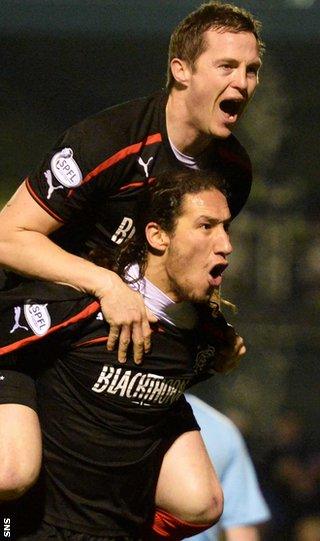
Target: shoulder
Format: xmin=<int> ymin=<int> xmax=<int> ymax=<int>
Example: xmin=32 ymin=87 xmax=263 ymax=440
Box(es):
xmin=51 ymin=91 xmax=167 ymax=175
xmin=1 ymin=281 xmax=90 ymax=306
xmin=65 ymin=91 xmax=165 ymax=146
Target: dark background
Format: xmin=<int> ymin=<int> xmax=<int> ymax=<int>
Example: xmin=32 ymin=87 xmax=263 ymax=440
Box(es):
xmin=1 ymin=0 xmax=320 ymax=451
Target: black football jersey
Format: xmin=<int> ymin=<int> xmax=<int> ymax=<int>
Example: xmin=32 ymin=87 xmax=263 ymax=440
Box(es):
xmin=26 ymin=91 xmax=252 ymax=256
xmin=0 ymin=281 xmax=220 ymax=537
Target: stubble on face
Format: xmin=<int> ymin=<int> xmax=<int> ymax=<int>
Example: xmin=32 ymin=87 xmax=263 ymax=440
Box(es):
xmin=165 ymin=242 xmax=213 ymax=303
xmin=146 ymin=190 xmax=231 ymax=303
xmin=185 ymin=29 xmax=261 ymax=143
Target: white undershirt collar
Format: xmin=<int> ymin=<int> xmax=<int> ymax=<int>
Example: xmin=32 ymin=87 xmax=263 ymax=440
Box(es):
xmin=169 ymin=137 xmax=199 ymax=170
xmin=125 ymin=264 xmax=198 ymax=330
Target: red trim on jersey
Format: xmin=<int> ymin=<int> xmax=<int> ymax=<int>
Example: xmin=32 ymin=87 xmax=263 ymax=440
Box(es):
xmin=81 ymin=133 xmax=162 ymax=185
xmin=25 ymin=178 xmax=65 ymax=223
xmin=0 ymin=300 xmax=100 ymax=355
xmin=74 ymin=336 xmax=108 ymax=348
xmin=119 ymin=176 xmax=156 ymax=192
xmin=75 ymin=323 xmax=164 ymax=348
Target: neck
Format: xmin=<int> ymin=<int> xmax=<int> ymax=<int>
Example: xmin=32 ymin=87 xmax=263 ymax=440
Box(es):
xmin=166 ymin=89 xmax=213 ymax=156
xmin=126 ymin=263 xmax=198 ymax=330
xmin=144 ymin=256 xmax=178 ymax=302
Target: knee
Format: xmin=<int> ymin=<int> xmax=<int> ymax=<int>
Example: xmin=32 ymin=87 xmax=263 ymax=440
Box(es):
xmin=177 ymin=484 xmax=224 ymax=526
xmin=190 ymin=486 xmax=223 ymax=525
xmin=0 ymin=460 xmax=40 ymax=501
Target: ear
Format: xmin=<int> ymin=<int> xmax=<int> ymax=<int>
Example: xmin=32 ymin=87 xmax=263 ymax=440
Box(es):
xmin=145 ymin=222 xmax=170 ymax=253
xmin=170 ymin=58 xmax=192 ymax=87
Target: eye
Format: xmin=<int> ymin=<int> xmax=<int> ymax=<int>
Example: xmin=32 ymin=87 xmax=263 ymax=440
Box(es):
xmin=219 ymin=63 xmax=233 ymax=72
xmin=247 ymin=65 xmax=259 ymax=77
xmin=200 ymin=223 xmax=212 ymax=230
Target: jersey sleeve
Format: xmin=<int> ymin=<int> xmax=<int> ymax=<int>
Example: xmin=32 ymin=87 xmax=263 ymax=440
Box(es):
xmin=25 ymin=120 xmax=107 ymax=223
xmin=0 ymin=282 xmax=100 ymax=357
xmin=24 ymin=96 xmax=156 ymax=225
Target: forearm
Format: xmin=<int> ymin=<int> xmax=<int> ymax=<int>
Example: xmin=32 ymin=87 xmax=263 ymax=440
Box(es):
xmin=0 ymin=182 xmax=116 ymax=296
xmin=0 ymin=183 xmax=154 ymax=364
xmin=225 ymin=525 xmax=260 ymax=541
xmin=0 ymin=228 xmax=117 ymax=297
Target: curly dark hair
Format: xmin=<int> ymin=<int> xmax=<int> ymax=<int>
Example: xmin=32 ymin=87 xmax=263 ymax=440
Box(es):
xmin=114 ymin=167 xmax=228 ymax=281
xmin=88 ymin=168 xmax=228 ymax=281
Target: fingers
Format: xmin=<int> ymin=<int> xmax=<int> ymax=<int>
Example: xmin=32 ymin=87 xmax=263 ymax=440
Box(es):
xmin=107 ymin=319 xmax=152 ymax=364
xmin=98 ymin=276 xmax=157 ymax=364
xmin=132 ymin=321 xmax=149 ymax=365
xmin=142 ymin=319 xmax=152 ymax=355
xmin=212 ymin=332 xmax=246 ymax=374
xmin=107 ymin=325 xmax=120 ymax=352
xmin=105 ymin=306 xmax=156 ymax=364
xmin=117 ymin=325 xmax=131 ymax=364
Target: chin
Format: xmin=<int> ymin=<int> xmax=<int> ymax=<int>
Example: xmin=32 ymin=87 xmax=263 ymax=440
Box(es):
xmin=210 ymin=125 xmax=232 ymax=139
xmin=190 ymin=290 xmax=211 ymax=303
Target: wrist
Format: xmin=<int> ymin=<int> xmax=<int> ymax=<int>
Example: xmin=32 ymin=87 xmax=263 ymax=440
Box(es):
xmin=87 ymin=266 xmax=122 ymax=299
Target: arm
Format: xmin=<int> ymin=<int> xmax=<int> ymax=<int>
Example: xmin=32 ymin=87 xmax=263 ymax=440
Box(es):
xmin=225 ymin=525 xmax=260 ymax=541
xmin=0 ymin=183 xmax=156 ymax=362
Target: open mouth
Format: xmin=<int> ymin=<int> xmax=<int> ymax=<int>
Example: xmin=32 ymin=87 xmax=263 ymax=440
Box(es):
xmin=209 ymin=263 xmax=228 ymax=279
xmin=219 ymin=99 xmax=243 ymax=118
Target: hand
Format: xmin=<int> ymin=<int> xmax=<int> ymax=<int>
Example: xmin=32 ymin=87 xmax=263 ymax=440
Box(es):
xmin=211 ymin=323 xmax=246 ymax=374
xmin=96 ymin=272 xmax=158 ymax=364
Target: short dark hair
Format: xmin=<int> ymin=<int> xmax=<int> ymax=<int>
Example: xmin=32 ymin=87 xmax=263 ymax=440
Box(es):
xmin=116 ymin=168 xmax=228 ymax=280
xmin=167 ymin=1 xmax=264 ymax=89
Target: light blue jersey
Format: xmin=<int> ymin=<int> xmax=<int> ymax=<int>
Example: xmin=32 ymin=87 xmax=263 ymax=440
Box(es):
xmin=186 ymin=394 xmax=270 ymax=541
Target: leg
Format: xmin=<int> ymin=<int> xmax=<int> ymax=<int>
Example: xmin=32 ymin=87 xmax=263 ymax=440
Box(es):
xmin=150 ymin=430 xmax=223 ymax=539
xmin=0 ymin=404 xmax=42 ymax=501
xmin=156 ymin=430 xmax=223 ymax=523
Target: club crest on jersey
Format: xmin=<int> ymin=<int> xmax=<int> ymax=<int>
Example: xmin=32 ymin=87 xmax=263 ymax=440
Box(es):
xmin=51 ymin=148 xmax=83 ymax=188
xmin=24 ymin=303 xmax=51 ymax=336
xmin=194 ymin=345 xmax=216 ymax=374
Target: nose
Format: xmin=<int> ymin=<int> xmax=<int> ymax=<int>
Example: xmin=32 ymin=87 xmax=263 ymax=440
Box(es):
xmin=215 ymin=228 xmax=233 ymax=258
xmin=231 ymin=67 xmax=248 ymax=93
